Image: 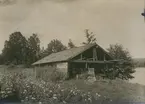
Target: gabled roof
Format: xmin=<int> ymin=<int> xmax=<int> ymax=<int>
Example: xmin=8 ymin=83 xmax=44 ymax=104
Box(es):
xmin=32 ymin=43 xmax=113 ymax=65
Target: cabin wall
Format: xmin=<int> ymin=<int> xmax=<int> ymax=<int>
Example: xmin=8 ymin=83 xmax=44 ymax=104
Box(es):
xmin=56 ymin=62 xmax=68 ymax=74
xmin=34 ymin=62 xmax=68 ymax=79
xmin=34 ymin=65 xmax=56 ymax=79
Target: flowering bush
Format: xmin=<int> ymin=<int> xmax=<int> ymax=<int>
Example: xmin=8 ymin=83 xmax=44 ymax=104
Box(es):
xmin=0 ymin=71 xmax=103 ymax=104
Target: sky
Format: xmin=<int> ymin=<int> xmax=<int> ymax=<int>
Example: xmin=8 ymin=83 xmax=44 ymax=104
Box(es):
xmin=0 ymin=0 xmax=145 ymax=58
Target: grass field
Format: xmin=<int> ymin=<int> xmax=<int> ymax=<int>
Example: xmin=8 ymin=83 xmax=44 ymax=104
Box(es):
xmin=0 ymin=66 xmax=145 ymax=103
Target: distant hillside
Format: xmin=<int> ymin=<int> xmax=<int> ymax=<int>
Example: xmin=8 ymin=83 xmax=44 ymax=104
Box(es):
xmin=133 ymin=58 xmax=145 ymax=67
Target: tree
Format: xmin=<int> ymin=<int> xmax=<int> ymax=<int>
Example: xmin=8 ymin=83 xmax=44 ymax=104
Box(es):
xmin=0 ymin=54 xmax=4 ymax=65
xmin=106 ymin=44 xmax=135 ymax=80
xmin=2 ymin=32 xmax=27 ymax=65
xmin=107 ymin=44 xmax=132 ymax=61
xmin=45 ymin=39 xmax=67 ymax=56
xmin=26 ymin=34 xmax=41 ymax=65
xmin=82 ymin=29 xmax=97 ymax=45
xmin=68 ymin=39 xmax=76 ymax=49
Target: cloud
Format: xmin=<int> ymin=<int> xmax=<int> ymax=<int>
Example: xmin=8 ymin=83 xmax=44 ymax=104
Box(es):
xmin=0 ymin=0 xmax=17 ymax=6
xmin=0 ymin=0 xmax=79 ymax=6
xmin=0 ymin=0 xmax=144 ymax=57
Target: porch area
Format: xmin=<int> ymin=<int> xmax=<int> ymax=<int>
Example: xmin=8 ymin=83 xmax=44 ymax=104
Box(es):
xmin=68 ymin=60 xmax=115 ymax=78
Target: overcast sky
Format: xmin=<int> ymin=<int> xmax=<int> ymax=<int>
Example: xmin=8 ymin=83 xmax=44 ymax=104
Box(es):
xmin=0 ymin=0 xmax=145 ymax=58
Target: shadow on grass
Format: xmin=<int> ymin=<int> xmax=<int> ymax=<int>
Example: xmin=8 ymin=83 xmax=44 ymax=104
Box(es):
xmin=0 ymin=93 xmax=21 ymax=103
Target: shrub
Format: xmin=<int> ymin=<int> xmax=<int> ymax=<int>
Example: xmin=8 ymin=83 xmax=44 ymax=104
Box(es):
xmin=0 ymin=71 xmax=106 ymax=104
xmin=107 ymin=44 xmax=135 ymax=80
xmin=100 ymin=61 xmax=136 ymax=80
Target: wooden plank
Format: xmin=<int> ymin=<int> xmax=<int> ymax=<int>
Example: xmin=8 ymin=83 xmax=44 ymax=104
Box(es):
xmin=85 ymin=62 xmax=88 ymax=68
xmin=71 ymin=60 xmax=114 ymax=64
xmin=93 ymin=48 xmax=98 ymax=61
xmin=104 ymin=54 xmax=106 ymax=61
xmin=80 ymin=54 xmax=83 ymax=60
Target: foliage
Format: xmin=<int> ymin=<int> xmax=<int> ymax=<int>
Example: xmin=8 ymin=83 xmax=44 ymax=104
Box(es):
xmin=0 ymin=54 xmax=4 ymax=65
xmin=133 ymin=58 xmax=145 ymax=67
xmin=0 ymin=71 xmax=102 ymax=104
xmin=2 ymin=32 xmax=28 ymax=65
xmin=0 ymin=68 xmax=145 ymax=103
xmin=107 ymin=44 xmax=135 ymax=80
xmin=82 ymin=29 xmax=97 ymax=45
xmin=47 ymin=39 xmax=67 ymax=53
xmin=107 ymin=44 xmax=132 ymax=61
xmin=68 ymin=39 xmax=76 ymax=49
xmin=40 ymin=39 xmax=67 ymax=58
xmin=0 ymin=32 xmax=41 ymax=67
xmin=26 ymin=34 xmax=41 ymax=66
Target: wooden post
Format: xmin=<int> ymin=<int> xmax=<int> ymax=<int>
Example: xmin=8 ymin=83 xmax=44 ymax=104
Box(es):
xmin=93 ymin=48 xmax=97 ymax=61
xmin=80 ymin=54 xmax=83 ymax=60
xmin=104 ymin=54 xmax=106 ymax=61
xmin=85 ymin=62 xmax=88 ymax=68
xmin=34 ymin=66 xmax=36 ymax=79
xmin=95 ymin=47 xmax=98 ymax=60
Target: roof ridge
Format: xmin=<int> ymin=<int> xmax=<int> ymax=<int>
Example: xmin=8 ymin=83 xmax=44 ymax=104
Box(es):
xmin=49 ymin=43 xmax=95 ymax=54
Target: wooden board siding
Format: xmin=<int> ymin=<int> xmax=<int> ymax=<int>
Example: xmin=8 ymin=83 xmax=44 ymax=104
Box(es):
xmin=34 ymin=65 xmax=56 ymax=79
xmin=34 ymin=62 xmax=68 ymax=79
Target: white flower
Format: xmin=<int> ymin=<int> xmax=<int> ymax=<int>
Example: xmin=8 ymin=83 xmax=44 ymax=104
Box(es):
xmin=49 ymin=90 xmax=52 ymax=93
xmin=6 ymin=87 xmax=10 ymax=90
xmin=31 ymin=97 xmax=36 ymax=100
xmin=88 ymin=98 xmax=92 ymax=102
xmin=53 ymin=94 xmax=57 ymax=97
xmin=96 ymin=93 xmax=101 ymax=97
xmin=58 ymin=85 xmax=60 ymax=88
xmin=53 ymin=96 xmax=57 ymax=99
xmin=39 ymin=102 xmax=42 ymax=104
xmin=63 ymin=101 xmax=66 ymax=104
xmin=7 ymin=91 xmax=12 ymax=93
xmin=1 ymin=91 xmax=5 ymax=94
xmin=77 ymin=90 xmax=80 ymax=92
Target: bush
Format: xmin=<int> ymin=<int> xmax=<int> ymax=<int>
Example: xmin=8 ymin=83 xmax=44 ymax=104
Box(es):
xmin=100 ymin=61 xmax=136 ymax=80
xmin=107 ymin=44 xmax=135 ymax=80
xmin=0 ymin=72 xmax=101 ymax=104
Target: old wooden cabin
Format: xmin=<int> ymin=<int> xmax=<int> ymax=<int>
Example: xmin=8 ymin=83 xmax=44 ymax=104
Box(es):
xmin=32 ymin=43 xmax=116 ymax=78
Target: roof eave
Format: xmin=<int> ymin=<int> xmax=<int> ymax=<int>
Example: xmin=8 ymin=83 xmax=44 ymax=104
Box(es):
xmin=32 ymin=60 xmax=68 ymax=66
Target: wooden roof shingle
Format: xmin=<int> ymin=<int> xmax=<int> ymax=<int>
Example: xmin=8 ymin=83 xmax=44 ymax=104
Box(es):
xmin=32 ymin=43 xmax=113 ymax=65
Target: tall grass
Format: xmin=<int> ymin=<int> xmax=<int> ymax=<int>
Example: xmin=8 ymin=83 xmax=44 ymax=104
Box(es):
xmin=0 ymin=67 xmax=145 ymax=103
xmin=0 ymin=68 xmax=102 ymax=104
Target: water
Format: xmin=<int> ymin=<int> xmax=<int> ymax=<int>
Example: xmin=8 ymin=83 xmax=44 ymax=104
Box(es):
xmin=129 ymin=67 xmax=145 ymax=85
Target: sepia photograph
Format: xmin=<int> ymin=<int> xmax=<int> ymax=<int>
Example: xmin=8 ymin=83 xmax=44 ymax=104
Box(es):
xmin=0 ymin=0 xmax=145 ymax=104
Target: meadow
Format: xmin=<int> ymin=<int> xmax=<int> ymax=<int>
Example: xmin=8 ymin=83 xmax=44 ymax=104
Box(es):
xmin=0 ymin=65 xmax=145 ymax=104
